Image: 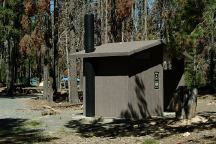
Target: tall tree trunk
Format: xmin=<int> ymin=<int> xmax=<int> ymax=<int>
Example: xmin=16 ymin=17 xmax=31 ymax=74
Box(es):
xmin=68 ymin=30 xmax=79 ymax=103
xmin=67 ymin=0 xmax=85 ymax=103
xmin=69 ymin=55 xmax=79 ymax=103
xmin=105 ymin=0 xmax=108 ymax=43
xmin=37 ymin=50 xmax=42 ymax=82
xmin=9 ymin=39 xmax=14 ymax=95
xmin=52 ymin=0 xmax=59 ymax=94
xmin=159 ymin=0 xmax=164 ymax=39
xmin=131 ymin=3 xmax=134 ymax=41
xmin=66 ymin=32 xmax=71 ymax=98
xmin=7 ymin=38 xmax=15 ymax=95
xmin=144 ymin=0 xmax=148 ymax=40
xmin=28 ymin=58 xmax=31 ymax=86
xmin=209 ymin=12 xmax=215 ymax=91
xmin=43 ymin=45 xmax=53 ymax=101
xmin=14 ymin=39 xmax=18 ymax=85
xmin=6 ymin=39 xmax=11 ymax=94
xmin=43 ymin=64 xmax=49 ymax=100
xmin=122 ymin=22 xmax=124 ymax=42
xmin=41 ymin=10 xmax=53 ymax=101
xmin=209 ymin=51 xmax=215 ymax=86
xmin=111 ymin=0 xmax=118 ymax=42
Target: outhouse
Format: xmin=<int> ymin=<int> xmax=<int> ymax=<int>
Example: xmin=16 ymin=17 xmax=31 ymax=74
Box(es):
xmin=74 ymin=40 xmax=165 ymax=119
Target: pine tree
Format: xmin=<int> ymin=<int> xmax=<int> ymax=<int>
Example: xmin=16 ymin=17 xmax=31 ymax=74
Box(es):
xmin=20 ymin=0 xmax=54 ymax=101
xmin=162 ymin=0 xmax=208 ymax=88
xmin=0 ymin=0 xmax=24 ymax=95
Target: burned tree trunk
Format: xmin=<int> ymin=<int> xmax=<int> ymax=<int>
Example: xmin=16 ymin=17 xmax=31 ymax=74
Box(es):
xmin=170 ymin=86 xmax=197 ymax=119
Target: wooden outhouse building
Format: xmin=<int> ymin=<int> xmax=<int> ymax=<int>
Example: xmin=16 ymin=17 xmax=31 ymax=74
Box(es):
xmin=74 ymin=40 xmax=167 ymax=119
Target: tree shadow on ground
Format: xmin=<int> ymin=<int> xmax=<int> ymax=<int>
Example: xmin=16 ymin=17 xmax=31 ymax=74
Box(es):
xmin=65 ymin=73 xmax=216 ymax=140
xmin=65 ymin=114 xmax=216 ymax=140
xmin=0 ymin=118 xmax=58 ymax=144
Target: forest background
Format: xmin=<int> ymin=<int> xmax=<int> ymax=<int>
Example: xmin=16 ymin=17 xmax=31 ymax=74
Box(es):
xmin=0 ymin=0 xmax=215 ymax=102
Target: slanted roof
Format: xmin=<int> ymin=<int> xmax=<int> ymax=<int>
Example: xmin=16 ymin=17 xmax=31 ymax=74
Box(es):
xmin=72 ymin=40 xmax=162 ymax=58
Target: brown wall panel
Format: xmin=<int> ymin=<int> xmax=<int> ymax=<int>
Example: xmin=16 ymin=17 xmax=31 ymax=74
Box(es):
xmin=95 ymin=76 xmax=129 ymax=117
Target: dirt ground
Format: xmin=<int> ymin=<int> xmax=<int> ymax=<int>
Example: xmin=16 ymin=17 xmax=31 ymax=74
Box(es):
xmin=0 ymin=93 xmax=216 ymax=144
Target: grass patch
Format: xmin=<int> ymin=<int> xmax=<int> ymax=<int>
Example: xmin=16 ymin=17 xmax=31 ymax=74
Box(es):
xmin=58 ymin=127 xmax=66 ymax=133
xmin=143 ymin=138 xmax=159 ymax=144
xmin=24 ymin=119 xmax=42 ymax=128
